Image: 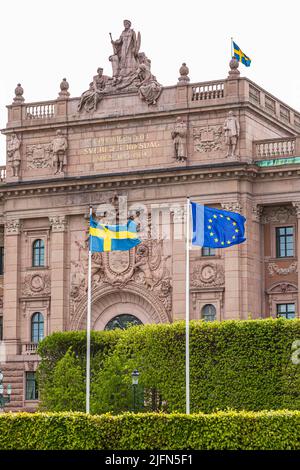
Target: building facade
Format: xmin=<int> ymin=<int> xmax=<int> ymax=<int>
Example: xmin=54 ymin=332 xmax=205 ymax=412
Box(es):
xmin=1 ymin=22 xmax=300 ymax=410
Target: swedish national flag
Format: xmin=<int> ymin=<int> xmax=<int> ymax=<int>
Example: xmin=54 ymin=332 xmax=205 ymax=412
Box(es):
xmin=191 ymin=202 xmax=246 ymax=248
xmin=89 ymin=216 xmax=141 ymax=252
xmin=233 ymin=41 xmax=251 ymax=67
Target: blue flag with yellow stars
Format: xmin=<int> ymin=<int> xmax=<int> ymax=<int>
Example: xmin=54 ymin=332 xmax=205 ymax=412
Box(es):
xmin=233 ymin=41 xmax=251 ymax=67
xmin=191 ymin=202 xmax=246 ymax=248
xmin=89 ymin=216 xmax=141 ymax=252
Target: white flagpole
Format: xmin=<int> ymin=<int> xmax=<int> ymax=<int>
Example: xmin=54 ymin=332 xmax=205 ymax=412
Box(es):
xmin=86 ymin=205 xmax=93 ymax=414
xmin=185 ymin=197 xmax=190 ymax=414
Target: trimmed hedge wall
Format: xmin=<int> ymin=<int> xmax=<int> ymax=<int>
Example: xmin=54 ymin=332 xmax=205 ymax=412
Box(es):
xmin=37 ymin=319 xmax=300 ymax=413
xmin=0 ymin=411 xmax=299 ymax=450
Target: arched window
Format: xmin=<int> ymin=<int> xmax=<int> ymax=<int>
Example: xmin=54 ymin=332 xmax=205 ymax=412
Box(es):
xmin=31 ymin=312 xmax=44 ymax=343
xmin=201 ymin=304 xmax=217 ymax=322
xmin=32 ymin=239 xmax=45 ymax=267
xmin=104 ymin=314 xmax=143 ymax=331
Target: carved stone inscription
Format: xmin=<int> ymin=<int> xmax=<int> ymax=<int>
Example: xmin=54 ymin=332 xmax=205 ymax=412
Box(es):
xmin=83 ymin=133 xmax=160 ymax=163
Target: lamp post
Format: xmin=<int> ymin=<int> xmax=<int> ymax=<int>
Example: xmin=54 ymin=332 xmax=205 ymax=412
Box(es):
xmin=131 ymin=369 xmax=139 ymax=412
xmin=0 ymin=370 xmax=12 ymax=412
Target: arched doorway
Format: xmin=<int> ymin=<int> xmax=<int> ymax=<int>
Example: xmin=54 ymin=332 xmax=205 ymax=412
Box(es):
xmin=104 ymin=314 xmax=143 ymax=330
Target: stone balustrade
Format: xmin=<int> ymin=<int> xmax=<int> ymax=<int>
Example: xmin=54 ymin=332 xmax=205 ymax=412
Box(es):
xmin=24 ymin=102 xmax=56 ymax=119
xmin=22 ymin=343 xmax=39 ymax=355
xmin=254 ymin=137 xmax=296 ymax=159
xmin=0 ymin=166 xmax=6 ymax=182
xmin=191 ymin=81 xmax=225 ymax=101
xmin=5 ymin=78 xmax=300 ymax=136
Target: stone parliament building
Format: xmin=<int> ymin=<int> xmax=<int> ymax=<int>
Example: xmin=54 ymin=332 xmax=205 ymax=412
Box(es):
xmin=1 ymin=20 xmax=300 ymax=410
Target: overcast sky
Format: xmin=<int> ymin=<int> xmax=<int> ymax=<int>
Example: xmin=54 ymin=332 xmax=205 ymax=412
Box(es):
xmin=1 ymin=0 xmax=300 ymax=164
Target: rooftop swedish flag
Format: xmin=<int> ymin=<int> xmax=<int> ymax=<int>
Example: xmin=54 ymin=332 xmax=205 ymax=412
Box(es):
xmin=89 ymin=216 xmax=141 ymax=252
xmin=191 ymin=202 xmax=246 ymax=248
xmin=232 ymin=41 xmax=251 ymax=67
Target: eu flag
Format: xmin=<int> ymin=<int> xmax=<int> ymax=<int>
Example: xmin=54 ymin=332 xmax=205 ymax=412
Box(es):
xmin=233 ymin=41 xmax=251 ymax=67
xmin=191 ymin=202 xmax=246 ymax=248
xmin=89 ymin=216 xmax=141 ymax=252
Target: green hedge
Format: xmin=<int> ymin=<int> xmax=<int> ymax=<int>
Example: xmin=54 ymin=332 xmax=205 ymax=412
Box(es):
xmin=0 ymin=411 xmax=299 ymax=450
xmin=37 ymin=319 xmax=300 ymax=413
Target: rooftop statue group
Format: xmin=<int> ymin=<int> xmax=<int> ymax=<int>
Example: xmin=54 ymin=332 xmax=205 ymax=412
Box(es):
xmin=78 ymin=20 xmax=162 ymax=113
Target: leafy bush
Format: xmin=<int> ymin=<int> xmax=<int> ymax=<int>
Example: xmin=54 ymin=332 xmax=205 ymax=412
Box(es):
xmin=0 ymin=410 xmax=299 ymax=450
xmin=37 ymin=319 xmax=300 ymax=413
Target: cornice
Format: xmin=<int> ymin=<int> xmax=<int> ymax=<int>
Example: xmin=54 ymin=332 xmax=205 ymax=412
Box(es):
xmin=0 ymin=160 xmax=299 ymax=199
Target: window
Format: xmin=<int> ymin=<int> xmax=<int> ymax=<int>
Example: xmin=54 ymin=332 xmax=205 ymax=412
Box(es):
xmin=202 ymin=304 xmax=217 ymax=322
xmin=0 ymin=316 xmax=3 ymax=341
xmin=25 ymin=372 xmax=38 ymax=400
xmin=0 ymin=247 xmax=4 ymax=275
xmin=31 ymin=312 xmax=44 ymax=343
xmin=276 ymin=227 xmax=294 ymax=258
xmin=104 ymin=314 xmax=143 ymax=330
xmin=276 ymin=303 xmax=296 ymax=320
xmin=202 ymin=247 xmax=216 ymax=257
xmin=32 ymin=239 xmax=45 ymax=267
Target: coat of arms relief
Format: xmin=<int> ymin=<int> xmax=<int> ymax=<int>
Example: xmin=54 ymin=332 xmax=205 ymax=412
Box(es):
xmin=70 ymin=236 xmax=172 ymax=318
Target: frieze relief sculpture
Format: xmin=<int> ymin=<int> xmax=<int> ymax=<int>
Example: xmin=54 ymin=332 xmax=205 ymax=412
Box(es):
xmin=172 ymin=117 xmax=188 ymax=162
xmin=78 ymin=20 xmax=162 ymax=112
xmin=70 ymin=232 xmax=172 ymax=317
xmin=261 ymin=206 xmax=295 ymax=224
xmin=7 ymin=133 xmax=21 ymax=177
xmin=223 ymin=111 xmax=240 ymax=158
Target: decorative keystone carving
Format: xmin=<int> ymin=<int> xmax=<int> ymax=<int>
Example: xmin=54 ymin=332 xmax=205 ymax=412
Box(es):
xmin=191 ymin=262 xmax=225 ymax=288
xmin=221 ymin=202 xmax=242 ymax=213
xmin=268 ymin=261 xmax=298 ymax=276
xmin=13 ymin=83 xmax=24 ymax=104
xmin=22 ymin=272 xmax=51 ymax=297
xmin=5 ymin=219 xmax=22 ymax=235
xmin=223 ymin=111 xmax=240 ymax=158
xmin=178 ymin=63 xmax=190 ymax=85
xmin=193 ymin=125 xmax=223 ymax=153
xmin=171 ymin=117 xmax=187 ymax=162
xmin=261 ymin=206 xmax=295 ymax=224
xmin=49 ymin=215 xmax=68 ymax=232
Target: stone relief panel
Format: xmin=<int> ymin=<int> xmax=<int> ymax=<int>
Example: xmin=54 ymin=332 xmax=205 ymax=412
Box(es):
xmin=193 ymin=125 xmax=223 ymax=153
xmin=26 ymin=144 xmax=52 ymax=169
xmin=70 ymin=234 xmax=172 ymax=318
xmin=268 ymin=261 xmax=297 ymax=276
xmin=22 ymin=272 xmax=51 ymax=297
xmin=191 ymin=262 xmax=225 ymax=288
xmin=261 ymin=206 xmax=295 ymax=224
xmin=5 ymin=219 xmax=22 ymax=235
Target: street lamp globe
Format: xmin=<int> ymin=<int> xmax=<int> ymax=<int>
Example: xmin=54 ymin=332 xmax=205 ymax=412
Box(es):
xmin=131 ymin=369 xmax=139 ymax=386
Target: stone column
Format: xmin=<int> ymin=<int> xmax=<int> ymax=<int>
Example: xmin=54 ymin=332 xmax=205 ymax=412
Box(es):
xmin=3 ymin=219 xmax=22 ymax=355
xmin=49 ymin=216 xmax=68 ymax=332
xmin=292 ymin=202 xmax=300 ymax=316
xmin=221 ymin=202 xmax=242 ymax=319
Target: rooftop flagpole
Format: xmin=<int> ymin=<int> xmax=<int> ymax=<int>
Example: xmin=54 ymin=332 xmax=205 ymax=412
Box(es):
xmin=185 ymin=197 xmax=190 ymax=414
xmin=231 ymin=37 xmax=234 ymax=58
xmin=86 ymin=205 xmax=93 ymax=414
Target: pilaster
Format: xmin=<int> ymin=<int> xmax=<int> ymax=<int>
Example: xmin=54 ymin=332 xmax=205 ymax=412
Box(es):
xmin=292 ymin=202 xmax=300 ymax=317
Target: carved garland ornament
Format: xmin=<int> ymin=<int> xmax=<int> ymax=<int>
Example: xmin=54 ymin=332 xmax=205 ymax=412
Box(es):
xmin=267 ymin=261 xmax=298 ymax=276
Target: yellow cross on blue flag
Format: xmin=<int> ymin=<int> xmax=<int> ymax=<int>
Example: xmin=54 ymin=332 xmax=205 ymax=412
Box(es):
xmin=89 ymin=216 xmax=141 ymax=252
xmin=232 ymin=41 xmax=251 ymax=67
xmin=191 ymin=202 xmax=246 ymax=248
